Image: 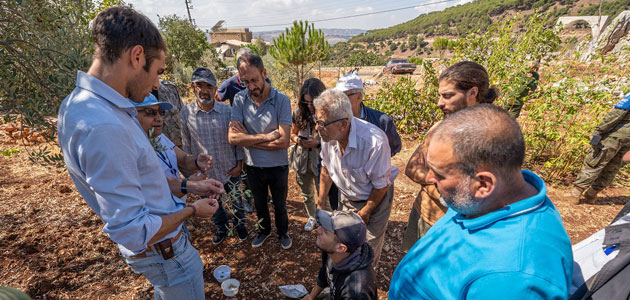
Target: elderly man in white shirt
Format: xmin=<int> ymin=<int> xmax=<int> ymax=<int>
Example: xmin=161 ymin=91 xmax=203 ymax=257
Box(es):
xmin=314 ymin=89 xmax=398 ymax=266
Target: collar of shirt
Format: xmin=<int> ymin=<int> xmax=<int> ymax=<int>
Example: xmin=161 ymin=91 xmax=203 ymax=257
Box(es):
xmin=347 ymin=117 xmax=360 ymax=150
xmin=192 ymin=100 xmax=220 ymax=114
xmin=453 ymin=170 xmax=547 ymax=231
xmin=246 ymin=84 xmax=278 ymax=107
xmin=360 ymin=103 xmax=367 ymax=119
xmin=75 ymin=71 xmax=137 ymax=117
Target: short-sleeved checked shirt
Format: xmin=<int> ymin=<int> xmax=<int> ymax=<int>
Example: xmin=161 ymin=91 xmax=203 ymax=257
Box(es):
xmin=181 ymin=101 xmax=244 ymax=184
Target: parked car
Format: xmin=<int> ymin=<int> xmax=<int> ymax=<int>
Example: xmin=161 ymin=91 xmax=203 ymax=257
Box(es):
xmin=383 ymin=59 xmax=416 ymax=74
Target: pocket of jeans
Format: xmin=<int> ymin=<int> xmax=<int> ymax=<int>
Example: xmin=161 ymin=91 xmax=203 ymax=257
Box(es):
xmin=126 ymin=260 xmax=168 ymax=287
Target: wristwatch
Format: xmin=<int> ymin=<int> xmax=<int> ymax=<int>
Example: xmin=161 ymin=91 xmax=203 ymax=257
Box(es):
xmin=181 ymin=178 xmax=188 ymax=194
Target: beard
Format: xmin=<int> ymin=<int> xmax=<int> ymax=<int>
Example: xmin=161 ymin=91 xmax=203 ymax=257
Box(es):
xmin=439 ymin=176 xmax=481 ymax=216
xmin=127 ymin=74 xmax=149 ymax=103
xmin=315 ymin=239 xmax=336 ymax=254
xmin=442 ymin=98 xmax=468 ymax=116
xmin=195 ymin=91 xmax=215 ymax=105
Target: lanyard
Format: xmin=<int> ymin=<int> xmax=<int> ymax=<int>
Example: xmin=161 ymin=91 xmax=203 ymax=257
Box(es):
xmin=156 ymin=150 xmax=178 ymax=177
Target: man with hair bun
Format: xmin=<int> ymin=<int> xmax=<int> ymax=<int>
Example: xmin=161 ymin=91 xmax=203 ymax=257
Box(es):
xmin=390 ymin=104 xmax=573 ymax=299
xmin=402 ymin=61 xmax=500 ymax=251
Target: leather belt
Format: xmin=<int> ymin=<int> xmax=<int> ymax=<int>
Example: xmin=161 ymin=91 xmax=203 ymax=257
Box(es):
xmin=132 ymin=230 xmax=182 ymax=258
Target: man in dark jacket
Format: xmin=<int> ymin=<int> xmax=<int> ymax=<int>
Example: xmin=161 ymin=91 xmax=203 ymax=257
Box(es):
xmin=334 ymin=71 xmax=401 ymax=157
xmin=303 ymin=209 xmax=377 ymax=300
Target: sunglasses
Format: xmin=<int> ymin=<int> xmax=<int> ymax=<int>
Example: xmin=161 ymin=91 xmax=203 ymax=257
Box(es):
xmin=137 ymin=108 xmax=166 ymax=117
xmin=315 ymin=118 xmax=345 ymax=128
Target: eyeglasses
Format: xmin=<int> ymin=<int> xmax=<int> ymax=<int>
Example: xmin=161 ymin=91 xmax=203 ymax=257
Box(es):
xmin=137 ymin=108 xmax=166 ymax=117
xmin=300 ymin=100 xmax=314 ymax=105
xmin=315 ymin=118 xmax=346 ymax=128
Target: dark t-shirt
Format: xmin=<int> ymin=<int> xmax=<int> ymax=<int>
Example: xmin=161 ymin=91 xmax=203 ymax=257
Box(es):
xmin=216 ymin=75 xmax=245 ymax=106
xmin=217 ymin=74 xmax=271 ymax=105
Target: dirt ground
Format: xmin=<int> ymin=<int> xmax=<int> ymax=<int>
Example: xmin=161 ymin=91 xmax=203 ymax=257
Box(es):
xmin=0 ymin=133 xmax=627 ymax=299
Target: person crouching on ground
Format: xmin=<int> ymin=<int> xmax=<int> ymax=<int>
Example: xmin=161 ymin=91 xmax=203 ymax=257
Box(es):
xmin=302 ymin=209 xmax=377 ymax=300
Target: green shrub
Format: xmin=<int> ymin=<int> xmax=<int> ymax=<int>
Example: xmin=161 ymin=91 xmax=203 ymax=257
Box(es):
xmin=367 ymin=60 xmax=439 ymax=135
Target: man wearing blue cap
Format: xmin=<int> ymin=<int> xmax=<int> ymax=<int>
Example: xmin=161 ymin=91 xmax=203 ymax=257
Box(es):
xmin=302 ymin=209 xmax=377 ymax=300
xmin=57 ymin=7 xmax=222 ymax=299
xmin=182 ymin=67 xmax=248 ymax=244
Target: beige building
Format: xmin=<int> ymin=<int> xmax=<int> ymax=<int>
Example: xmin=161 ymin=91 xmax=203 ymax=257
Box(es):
xmin=209 ymin=20 xmax=252 ymax=45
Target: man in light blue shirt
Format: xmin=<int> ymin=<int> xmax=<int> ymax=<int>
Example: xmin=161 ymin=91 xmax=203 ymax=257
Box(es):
xmin=57 ymin=7 xmax=222 ymax=300
xmin=389 ymin=104 xmax=573 ymax=299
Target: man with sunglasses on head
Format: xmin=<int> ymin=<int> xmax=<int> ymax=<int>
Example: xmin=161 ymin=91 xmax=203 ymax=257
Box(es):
xmin=334 ymin=72 xmax=401 ymax=157
xmin=302 ymin=209 xmax=377 ymax=300
xmin=228 ymin=53 xmax=293 ymax=250
xmin=314 ymin=89 xmax=398 ymax=268
xmin=181 ymin=67 xmax=248 ymax=245
xmin=57 ymin=7 xmax=222 ymax=299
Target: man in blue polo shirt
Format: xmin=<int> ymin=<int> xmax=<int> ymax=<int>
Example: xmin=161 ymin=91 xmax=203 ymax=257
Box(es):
xmin=228 ymin=52 xmax=293 ymax=250
xmin=389 ymin=104 xmax=573 ymax=299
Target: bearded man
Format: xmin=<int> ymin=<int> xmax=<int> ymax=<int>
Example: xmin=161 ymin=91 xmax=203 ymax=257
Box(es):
xmin=181 ymin=67 xmax=248 ymax=245
xmin=389 ymin=104 xmax=573 ymax=299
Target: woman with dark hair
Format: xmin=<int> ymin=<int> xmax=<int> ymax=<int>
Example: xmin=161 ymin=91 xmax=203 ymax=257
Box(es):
xmin=402 ymin=61 xmax=500 ymax=252
xmin=290 ymin=78 xmax=326 ymax=231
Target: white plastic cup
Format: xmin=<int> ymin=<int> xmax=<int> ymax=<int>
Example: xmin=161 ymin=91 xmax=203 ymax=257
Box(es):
xmin=213 ymin=265 xmax=231 ymax=283
xmin=221 ymin=279 xmax=240 ymax=297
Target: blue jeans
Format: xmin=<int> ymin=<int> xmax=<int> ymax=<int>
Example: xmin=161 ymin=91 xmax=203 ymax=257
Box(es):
xmin=125 ymin=226 xmax=204 ymax=300
xmin=213 ymin=176 xmax=246 ymax=234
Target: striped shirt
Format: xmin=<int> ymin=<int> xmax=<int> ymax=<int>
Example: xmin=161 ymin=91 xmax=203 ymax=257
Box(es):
xmin=181 ymin=101 xmax=244 ymax=184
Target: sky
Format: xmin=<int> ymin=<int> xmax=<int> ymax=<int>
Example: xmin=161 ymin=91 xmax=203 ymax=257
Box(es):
xmin=127 ymin=0 xmax=473 ymax=32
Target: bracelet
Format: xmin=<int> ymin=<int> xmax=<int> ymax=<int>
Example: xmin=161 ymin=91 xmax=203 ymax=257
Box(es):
xmin=186 ymin=204 xmax=196 ymax=217
xmin=181 ymin=178 xmax=188 ymax=195
xmin=194 ymin=156 xmax=201 ymax=170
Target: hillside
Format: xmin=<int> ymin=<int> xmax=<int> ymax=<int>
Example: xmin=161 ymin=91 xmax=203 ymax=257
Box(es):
xmin=350 ymin=0 xmax=630 ymax=42
xmin=255 ymin=28 xmax=366 ymax=45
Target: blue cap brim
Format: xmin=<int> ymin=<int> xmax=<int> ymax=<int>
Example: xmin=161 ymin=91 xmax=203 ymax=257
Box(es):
xmin=316 ymin=209 xmax=334 ymax=232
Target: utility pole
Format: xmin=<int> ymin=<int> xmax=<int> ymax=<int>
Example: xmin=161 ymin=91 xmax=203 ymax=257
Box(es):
xmin=184 ymin=0 xmax=194 ymax=25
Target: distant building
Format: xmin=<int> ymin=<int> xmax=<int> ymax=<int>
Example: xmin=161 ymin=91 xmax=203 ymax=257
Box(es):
xmin=209 ymin=20 xmax=252 ymax=45
xmin=216 ymin=40 xmax=250 ymax=61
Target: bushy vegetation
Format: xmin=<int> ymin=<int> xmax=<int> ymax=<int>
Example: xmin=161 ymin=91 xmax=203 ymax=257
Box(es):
xmin=365 ymin=12 xmax=626 ymax=181
xmin=326 ymin=42 xmax=387 ymax=67
xmin=350 ymin=0 xmax=630 ymax=42
xmin=368 ymin=59 xmax=440 ymax=135
xmin=577 ymin=0 xmax=630 ymax=19
xmin=0 ymin=0 xmax=126 ymax=164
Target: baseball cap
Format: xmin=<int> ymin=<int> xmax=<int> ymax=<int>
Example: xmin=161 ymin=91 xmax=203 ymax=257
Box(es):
xmin=191 ymin=67 xmax=217 ymax=86
xmin=130 ymin=93 xmax=173 ymax=110
xmin=316 ymin=209 xmax=367 ymax=252
xmin=334 ymin=71 xmax=363 ymax=93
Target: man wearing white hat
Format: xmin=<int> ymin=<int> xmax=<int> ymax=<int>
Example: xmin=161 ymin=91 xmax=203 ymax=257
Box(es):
xmin=334 ymin=71 xmax=401 ymax=157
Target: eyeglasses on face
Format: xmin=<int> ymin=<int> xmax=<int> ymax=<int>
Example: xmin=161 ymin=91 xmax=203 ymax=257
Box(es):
xmin=137 ymin=108 xmax=166 ymax=117
xmin=315 ymin=118 xmax=346 ymax=128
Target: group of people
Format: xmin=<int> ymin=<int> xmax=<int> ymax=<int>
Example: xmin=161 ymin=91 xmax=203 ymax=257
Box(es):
xmin=56 ymin=6 xmax=630 ymax=300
